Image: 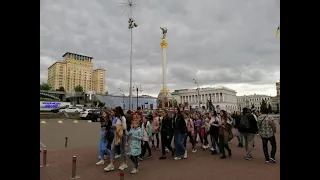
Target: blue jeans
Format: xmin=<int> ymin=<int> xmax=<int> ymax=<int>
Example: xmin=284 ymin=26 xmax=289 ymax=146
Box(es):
xmin=174 ymin=131 xmax=185 ymax=157
xmin=210 ymin=134 xmax=219 ymax=151
xmin=111 ymin=131 xmax=128 ymax=162
xmin=99 ymin=130 xmax=111 ymax=160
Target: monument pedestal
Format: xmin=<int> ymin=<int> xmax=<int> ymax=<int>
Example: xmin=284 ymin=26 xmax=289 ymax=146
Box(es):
xmin=157 ymin=88 xmax=173 ymax=109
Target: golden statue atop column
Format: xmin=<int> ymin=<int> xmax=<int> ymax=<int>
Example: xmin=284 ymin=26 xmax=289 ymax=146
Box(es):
xmin=157 ymin=26 xmax=173 ymax=109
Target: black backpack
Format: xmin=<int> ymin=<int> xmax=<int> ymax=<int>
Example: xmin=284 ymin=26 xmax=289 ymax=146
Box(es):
xmin=239 ymin=114 xmax=250 ymax=129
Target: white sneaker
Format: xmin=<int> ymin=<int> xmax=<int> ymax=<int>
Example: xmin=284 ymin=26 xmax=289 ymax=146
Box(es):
xmin=99 ymin=155 xmax=108 ymax=160
xmin=210 ymin=147 xmax=214 ymax=151
xmin=104 ymin=164 xmax=115 ymax=172
xmin=174 ymin=157 xmax=181 ymax=160
xmin=96 ymin=160 xmax=104 ymax=165
xmin=118 ymin=163 xmax=128 ymax=170
xmin=192 ymin=149 xmax=197 ymax=153
xmin=130 ymin=168 xmax=138 ymax=174
xmin=183 ymin=151 xmax=187 ymax=159
xmin=115 ymin=154 xmax=121 ymax=159
xmin=202 ymin=145 xmax=207 ymax=149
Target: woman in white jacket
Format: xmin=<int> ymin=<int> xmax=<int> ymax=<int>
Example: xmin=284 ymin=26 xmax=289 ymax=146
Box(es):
xmin=139 ymin=116 xmax=152 ymax=160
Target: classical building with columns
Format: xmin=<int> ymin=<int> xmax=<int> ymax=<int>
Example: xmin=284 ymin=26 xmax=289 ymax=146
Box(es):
xmin=237 ymin=94 xmax=272 ymax=111
xmin=172 ymin=86 xmax=237 ymax=113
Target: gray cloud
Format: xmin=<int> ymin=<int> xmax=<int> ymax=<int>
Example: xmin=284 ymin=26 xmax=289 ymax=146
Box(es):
xmin=40 ymin=0 xmax=280 ymax=96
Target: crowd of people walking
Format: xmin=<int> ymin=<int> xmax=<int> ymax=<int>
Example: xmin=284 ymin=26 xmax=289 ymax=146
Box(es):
xmin=96 ymin=106 xmax=278 ymax=174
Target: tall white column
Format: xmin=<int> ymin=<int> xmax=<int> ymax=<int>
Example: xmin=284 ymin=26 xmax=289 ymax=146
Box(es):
xmin=162 ymin=48 xmax=167 ymax=90
xmin=222 ymin=93 xmax=224 ymax=102
xmin=218 ymin=93 xmax=221 ymax=102
xmin=215 ymin=93 xmax=217 ymax=102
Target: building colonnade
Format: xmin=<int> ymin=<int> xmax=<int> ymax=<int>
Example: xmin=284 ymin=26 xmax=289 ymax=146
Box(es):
xmin=180 ymin=92 xmax=225 ymax=104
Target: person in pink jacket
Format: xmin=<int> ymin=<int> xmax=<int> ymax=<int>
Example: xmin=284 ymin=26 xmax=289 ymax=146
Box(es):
xmin=151 ymin=112 xmax=160 ymax=150
xmin=184 ymin=113 xmax=197 ymax=153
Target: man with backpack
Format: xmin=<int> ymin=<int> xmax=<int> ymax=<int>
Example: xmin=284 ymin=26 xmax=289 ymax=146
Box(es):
xmin=238 ymin=107 xmax=258 ymax=160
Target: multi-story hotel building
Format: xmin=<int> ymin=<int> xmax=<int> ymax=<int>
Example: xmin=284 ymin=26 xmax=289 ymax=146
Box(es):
xmin=47 ymin=52 xmax=106 ymax=94
xmin=92 ymin=69 xmax=106 ymax=94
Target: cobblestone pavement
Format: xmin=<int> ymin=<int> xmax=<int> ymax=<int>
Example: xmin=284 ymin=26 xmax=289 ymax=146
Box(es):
xmin=40 ymin=126 xmax=280 ymax=180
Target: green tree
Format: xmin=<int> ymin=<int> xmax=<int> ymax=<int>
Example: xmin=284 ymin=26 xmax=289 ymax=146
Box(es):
xmin=74 ymin=85 xmax=84 ymax=92
xmin=93 ymin=100 xmax=98 ymax=106
xmin=172 ymin=99 xmax=178 ymax=107
xmin=251 ymin=104 xmax=255 ymax=109
xmin=98 ymin=102 xmax=105 ymax=108
xmin=260 ymin=100 xmax=268 ymax=114
xmin=56 ymin=86 xmax=65 ymax=91
xmin=268 ymin=104 xmax=273 ymax=113
xmin=40 ymin=83 xmax=51 ymax=90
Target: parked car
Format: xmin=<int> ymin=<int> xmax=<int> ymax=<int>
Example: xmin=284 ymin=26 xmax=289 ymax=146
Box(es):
xmin=79 ymin=108 xmax=95 ymax=119
xmin=86 ymin=110 xmax=102 ymax=122
xmin=51 ymin=106 xmax=68 ymax=113
xmin=59 ymin=107 xmax=82 ymax=113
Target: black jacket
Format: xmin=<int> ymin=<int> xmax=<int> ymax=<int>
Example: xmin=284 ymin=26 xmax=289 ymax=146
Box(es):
xmin=172 ymin=114 xmax=187 ymax=133
xmin=234 ymin=115 xmax=241 ymax=129
xmin=101 ymin=119 xmax=112 ymax=130
xmin=161 ymin=116 xmax=172 ymax=134
xmin=238 ymin=113 xmax=258 ymax=134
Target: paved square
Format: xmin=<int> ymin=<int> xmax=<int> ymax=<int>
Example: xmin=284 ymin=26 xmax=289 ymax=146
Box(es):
xmin=40 ymin=119 xmax=280 ymax=180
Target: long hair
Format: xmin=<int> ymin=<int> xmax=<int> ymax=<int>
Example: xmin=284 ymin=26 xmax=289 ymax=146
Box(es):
xmin=175 ymin=106 xmax=182 ymax=117
xmin=213 ymin=110 xmax=218 ymax=117
xmin=115 ymin=106 xmax=125 ymax=118
xmin=101 ymin=109 xmax=111 ymax=127
xmin=132 ymin=113 xmax=140 ymax=122
xmin=220 ymin=110 xmax=228 ymax=122
xmin=102 ymin=109 xmax=110 ymax=121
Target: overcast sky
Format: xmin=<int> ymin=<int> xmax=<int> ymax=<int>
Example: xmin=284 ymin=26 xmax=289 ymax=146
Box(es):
xmin=40 ymin=0 xmax=280 ymax=97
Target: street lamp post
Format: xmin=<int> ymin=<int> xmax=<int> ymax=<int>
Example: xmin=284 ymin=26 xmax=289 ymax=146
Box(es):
xmin=193 ymin=78 xmax=201 ymax=109
xmin=118 ymin=88 xmax=125 ymax=110
xmin=128 ymin=18 xmax=138 ymax=111
xmin=118 ymin=0 xmax=139 ymax=111
xmin=132 ymin=85 xmax=142 ymax=110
